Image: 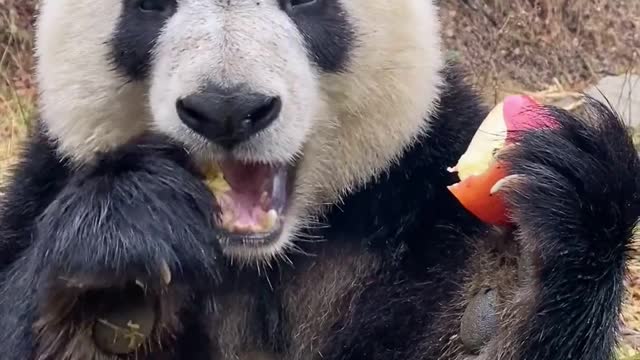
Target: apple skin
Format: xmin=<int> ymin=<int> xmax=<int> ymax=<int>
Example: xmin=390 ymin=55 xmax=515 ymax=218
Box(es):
xmin=448 ymin=160 xmax=510 ymax=225
xmin=448 ymin=95 xmax=555 ymax=226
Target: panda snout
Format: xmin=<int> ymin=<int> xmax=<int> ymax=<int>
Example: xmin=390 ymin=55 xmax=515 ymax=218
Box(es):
xmin=176 ymin=84 xmax=282 ymax=149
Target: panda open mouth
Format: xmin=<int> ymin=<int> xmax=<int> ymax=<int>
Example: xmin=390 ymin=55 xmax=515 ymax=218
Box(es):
xmin=203 ymin=160 xmax=294 ymax=245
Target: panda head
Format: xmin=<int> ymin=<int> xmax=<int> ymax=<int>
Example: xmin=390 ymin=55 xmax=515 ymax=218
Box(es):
xmin=34 ymin=0 xmax=444 ymax=263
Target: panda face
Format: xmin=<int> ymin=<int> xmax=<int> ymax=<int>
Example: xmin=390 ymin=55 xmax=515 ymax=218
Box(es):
xmin=147 ymin=0 xmax=324 ymax=164
xmin=35 ymin=0 xmax=444 ymax=263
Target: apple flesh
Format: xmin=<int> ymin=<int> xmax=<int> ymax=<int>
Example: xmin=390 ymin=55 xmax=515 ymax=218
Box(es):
xmin=447 ymin=95 xmax=554 ymax=226
xmin=448 ymin=160 xmax=510 ymax=225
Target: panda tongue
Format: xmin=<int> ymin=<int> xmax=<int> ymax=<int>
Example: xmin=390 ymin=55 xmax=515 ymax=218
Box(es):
xmin=218 ymin=160 xmax=286 ymax=234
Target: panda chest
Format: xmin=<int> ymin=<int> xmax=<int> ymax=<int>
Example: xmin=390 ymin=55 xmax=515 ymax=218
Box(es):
xmin=209 ymin=243 xmax=380 ymax=359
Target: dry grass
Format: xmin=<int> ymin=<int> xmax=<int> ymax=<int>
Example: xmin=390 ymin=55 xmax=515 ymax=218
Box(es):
xmin=1 ymin=0 xmax=640 ymax=358
xmin=440 ymin=0 xmax=640 ymax=93
xmin=0 ymin=0 xmax=36 ymax=183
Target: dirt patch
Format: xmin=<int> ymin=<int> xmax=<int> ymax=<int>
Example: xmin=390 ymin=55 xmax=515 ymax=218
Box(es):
xmin=0 ymin=0 xmax=37 ymax=183
xmin=0 ymin=0 xmax=36 ymax=91
xmin=0 ymin=0 xmax=37 ymax=122
xmin=440 ymin=0 xmax=640 ymax=99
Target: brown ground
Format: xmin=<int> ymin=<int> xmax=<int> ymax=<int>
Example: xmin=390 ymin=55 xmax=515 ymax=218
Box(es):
xmin=1 ymin=0 xmax=640 ymax=358
xmin=440 ymin=0 xmax=640 ymax=102
xmin=0 ymin=0 xmax=36 ymax=181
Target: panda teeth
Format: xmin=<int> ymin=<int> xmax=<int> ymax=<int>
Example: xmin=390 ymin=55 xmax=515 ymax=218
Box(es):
xmin=254 ymin=208 xmax=276 ymax=233
xmin=160 ymin=259 xmax=172 ymax=286
xmin=263 ymin=209 xmax=278 ymax=231
xmin=221 ymin=209 xmax=279 ymax=234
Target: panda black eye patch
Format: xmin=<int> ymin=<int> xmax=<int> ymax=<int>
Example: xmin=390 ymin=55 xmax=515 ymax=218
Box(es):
xmin=138 ymin=0 xmax=169 ymax=13
xmin=110 ymin=0 xmax=177 ymax=80
xmin=287 ymin=0 xmax=318 ymax=10
xmin=138 ymin=0 xmax=166 ymax=12
xmin=280 ymin=0 xmax=354 ymax=73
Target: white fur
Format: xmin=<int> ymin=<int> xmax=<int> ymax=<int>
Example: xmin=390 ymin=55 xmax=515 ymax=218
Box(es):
xmin=34 ymin=0 xmax=444 ymax=262
xmin=34 ymin=0 xmax=150 ymax=164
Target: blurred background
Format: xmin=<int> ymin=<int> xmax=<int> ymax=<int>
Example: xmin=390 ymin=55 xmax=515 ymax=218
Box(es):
xmin=1 ymin=0 xmax=639 ymax=357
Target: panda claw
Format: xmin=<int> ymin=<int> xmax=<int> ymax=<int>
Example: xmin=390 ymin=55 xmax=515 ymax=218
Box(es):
xmin=489 ymin=174 xmax=526 ymax=195
xmin=134 ymin=279 xmax=150 ymax=297
xmin=160 ymin=259 xmax=172 ymax=286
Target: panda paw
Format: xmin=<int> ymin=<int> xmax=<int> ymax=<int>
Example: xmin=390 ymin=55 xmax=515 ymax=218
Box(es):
xmin=30 ymin=137 xmax=220 ymax=357
xmin=456 ymin=99 xmax=640 ymax=360
xmin=497 ymin=98 xmax=640 ymax=266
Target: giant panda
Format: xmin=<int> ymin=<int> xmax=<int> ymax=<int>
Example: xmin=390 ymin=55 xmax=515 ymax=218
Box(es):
xmin=0 ymin=0 xmax=638 ymax=359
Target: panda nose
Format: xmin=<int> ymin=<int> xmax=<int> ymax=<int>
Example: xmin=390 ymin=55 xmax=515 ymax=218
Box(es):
xmin=176 ymin=86 xmax=282 ymax=149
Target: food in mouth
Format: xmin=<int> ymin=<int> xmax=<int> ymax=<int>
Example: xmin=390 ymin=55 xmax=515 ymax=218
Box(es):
xmin=202 ymin=160 xmax=289 ymax=237
xmin=447 ymin=95 xmax=555 ymax=226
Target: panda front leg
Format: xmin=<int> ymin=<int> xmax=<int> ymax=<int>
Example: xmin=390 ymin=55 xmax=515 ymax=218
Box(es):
xmin=0 ymin=136 xmax=221 ymax=359
xmin=476 ymin=98 xmax=640 ymax=360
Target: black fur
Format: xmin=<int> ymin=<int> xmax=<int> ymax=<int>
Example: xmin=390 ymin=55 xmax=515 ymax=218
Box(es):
xmin=0 ymin=124 xmax=71 ymax=268
xmin=281 ymin=0 xmax=354 ymax=73
xmin=0 ymin=135 xmax=222 ymax=359
xmin=0 ymin=69 xmax=638 ymax=360
xmin=110 ymin=0 xmax=177 ymax=80
xmin=489 ymin=99 xmax=640 ymax=359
